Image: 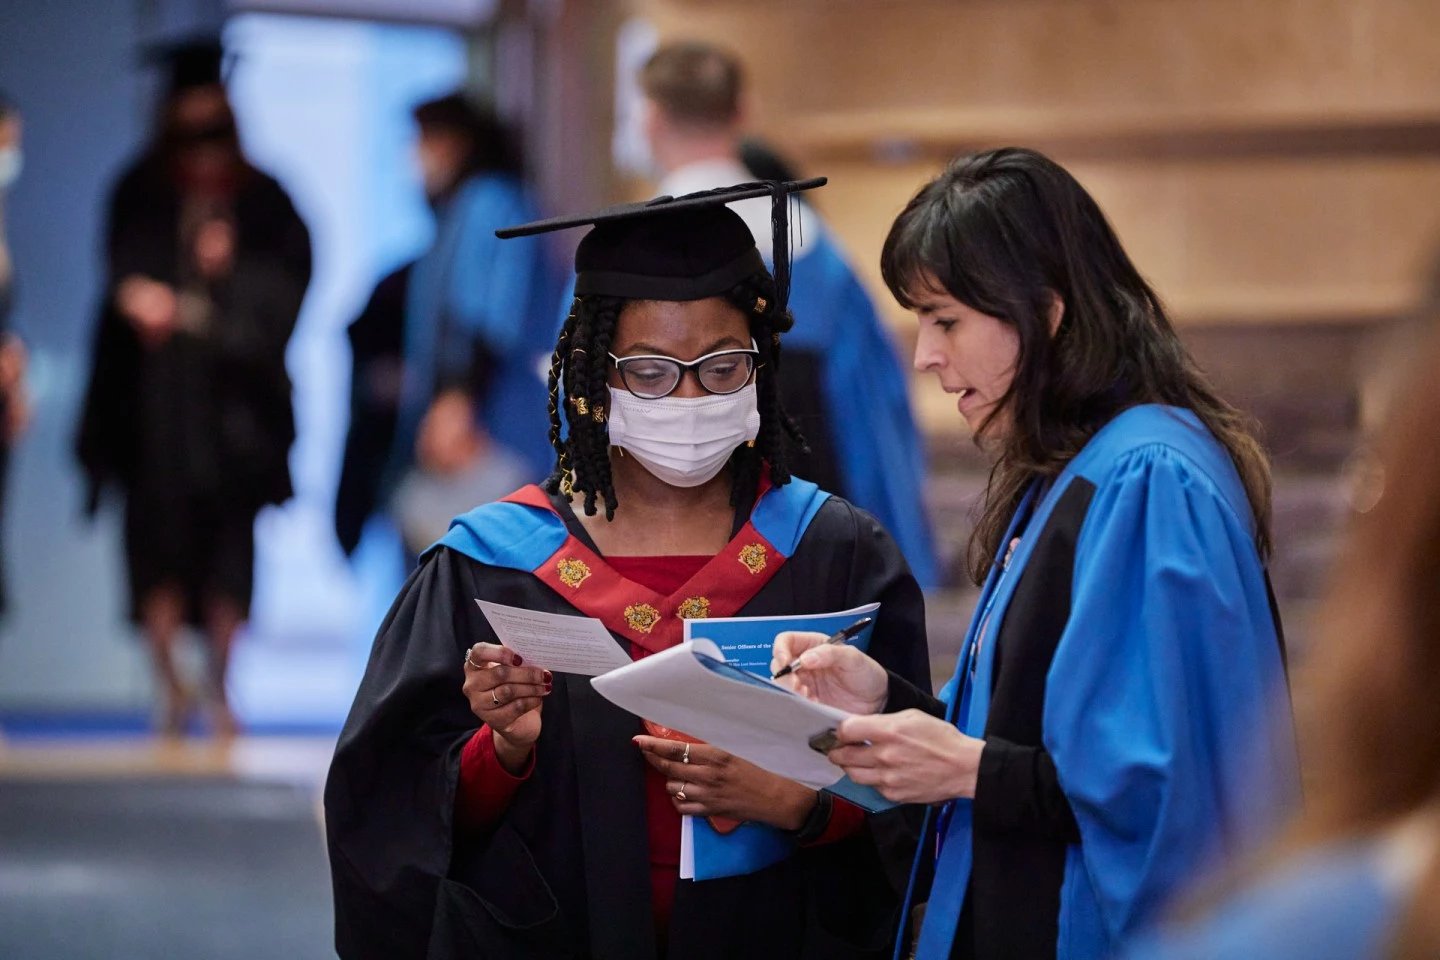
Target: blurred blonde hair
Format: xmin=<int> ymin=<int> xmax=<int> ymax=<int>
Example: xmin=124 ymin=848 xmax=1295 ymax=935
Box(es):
xmin=1284 ymin=254 xmax=1440 ymax=958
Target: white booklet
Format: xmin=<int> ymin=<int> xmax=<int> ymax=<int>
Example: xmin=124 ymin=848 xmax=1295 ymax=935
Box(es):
xmin=590 ymin=637 xmax=854 ymax=792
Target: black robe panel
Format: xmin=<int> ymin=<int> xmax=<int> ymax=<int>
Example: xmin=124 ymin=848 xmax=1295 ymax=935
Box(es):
xmin=325 ymin=494 xmax=930 ymax=960
xmin=334 ymin=263 xmax=410 ymax=556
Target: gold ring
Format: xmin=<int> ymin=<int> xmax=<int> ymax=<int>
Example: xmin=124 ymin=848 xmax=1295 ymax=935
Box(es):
xmin=464 ymin=651 xmax=481 ymax=670
xmin=676 ymin=784 xmax=688 ymax=801
xmin=682 ymin=743 xmax=690 ymax=764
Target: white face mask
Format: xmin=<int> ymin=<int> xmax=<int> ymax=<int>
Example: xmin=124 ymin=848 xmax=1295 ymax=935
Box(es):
xmin=0 ymin=147 xmax=21 ymax=191
xmin=606 ymin=384 xmax=761 ymax=488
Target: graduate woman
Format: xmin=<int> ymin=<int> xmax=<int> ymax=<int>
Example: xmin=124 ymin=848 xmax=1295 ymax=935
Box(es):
xmin=773 ymin=148 xmax=1299 ymax=960
xmin=325 ymin=180 xmax=930 ymax=959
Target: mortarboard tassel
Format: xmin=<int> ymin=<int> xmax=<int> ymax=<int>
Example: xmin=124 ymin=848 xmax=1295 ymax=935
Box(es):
xmin=767 ymin=181 xmax=793 ymax=315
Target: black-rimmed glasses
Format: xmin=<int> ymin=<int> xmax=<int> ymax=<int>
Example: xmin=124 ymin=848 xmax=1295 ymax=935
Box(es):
xmin=607 ymin=341 xmax=759 ymax=399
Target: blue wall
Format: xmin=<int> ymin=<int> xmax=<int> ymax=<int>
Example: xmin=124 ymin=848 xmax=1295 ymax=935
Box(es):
xmin=0 ymin=0 xmax=156 ymax=710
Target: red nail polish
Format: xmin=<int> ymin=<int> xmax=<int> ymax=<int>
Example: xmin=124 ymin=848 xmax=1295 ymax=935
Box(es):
xmin=544 ymin=681 xmax=553 ymax=693
xmin=513 ymin=654 xmax=524 ymax=666
xmin=543 ymin=670 xmax=553 ymax=684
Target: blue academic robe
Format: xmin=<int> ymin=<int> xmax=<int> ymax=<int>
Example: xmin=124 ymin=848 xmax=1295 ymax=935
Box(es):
xmin=893 ymin=405 xmax=1299 ymax=960
xmin=388 ymin=173 xmax=558 ymax=499
xmin=782 ymin=232 xmax=938 ymax=589
xmin=551 ymin=229 xmax=939 ymax=587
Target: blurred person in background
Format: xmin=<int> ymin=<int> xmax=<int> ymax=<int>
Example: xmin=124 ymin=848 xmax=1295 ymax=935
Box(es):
xmin=1123 ymin=261 xmax=1440 ymax=960
xmin=636 ymin=41 xmax=939 ymax=587
xmin=389 ymin=377 xmax=531 ymax=558
xmin=0 ymin=91 xmax=33 ymax=618
xmin=76 ymin=39 xmax=311 ymax=738
xmin=771 ymin=148 xmax=1297 ymax=959
xmin=357 ymin=92 xmax=557 ymax=565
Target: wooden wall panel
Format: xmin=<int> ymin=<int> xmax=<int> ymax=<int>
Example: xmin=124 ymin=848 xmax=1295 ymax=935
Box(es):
xmin=806 ymin=159 xmax=1440 ymax=327
xmin=635 ymin=0 xmax=1440 ymax=119
xmin=612 ymin=0 xmax=1440 ymax=445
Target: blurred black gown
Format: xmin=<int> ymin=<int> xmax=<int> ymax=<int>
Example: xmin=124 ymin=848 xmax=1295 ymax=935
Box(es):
xmin=76 ymin=155 xmax=310 ymax=623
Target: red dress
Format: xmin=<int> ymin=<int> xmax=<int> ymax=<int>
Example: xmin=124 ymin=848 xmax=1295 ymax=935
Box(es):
xmin=453 ymin=555 xmax=865 ymax=946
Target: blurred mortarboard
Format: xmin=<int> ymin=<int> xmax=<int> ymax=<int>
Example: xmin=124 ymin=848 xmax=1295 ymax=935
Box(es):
xmin=143 ymin=36 xmax=233 ymax=95
xmin=497 ymin=177 xmax=825 ymax=311
xmin=739 ymin=139 xmax=803 ymax=185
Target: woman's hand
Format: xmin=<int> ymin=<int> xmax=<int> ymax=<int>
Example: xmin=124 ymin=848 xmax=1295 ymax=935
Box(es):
xmin=826 ymin=710 xmax=985 ymax=805
xmin=634 ymin=736 xmax=818 ymax=831
xmin=116 ymin=275 xmax=178 ymax=348
xmin=771 ymin=631 xmax=889 ymax=715
xmin=462 ymin=643 xmax=552 ymax=774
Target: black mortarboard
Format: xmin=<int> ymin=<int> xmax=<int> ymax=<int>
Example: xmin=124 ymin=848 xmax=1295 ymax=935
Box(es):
xmin=144 ymin=37 xmax=230 ymax=95
xmin=497 ymin=178 xmax=825 ymax=312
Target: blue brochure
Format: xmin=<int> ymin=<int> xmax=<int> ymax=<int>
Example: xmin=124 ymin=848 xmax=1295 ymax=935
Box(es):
xmin=680 ymin=604 xmax=886 ymax=881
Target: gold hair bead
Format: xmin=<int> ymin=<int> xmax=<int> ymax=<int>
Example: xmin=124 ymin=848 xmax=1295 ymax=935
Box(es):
xmin=753 ymin=297 xmax=768 ymax=313
xmin=593 ymin=405 xmax=606 ymax=423
xmin=573 ymin=396 xmax=589 ymax=415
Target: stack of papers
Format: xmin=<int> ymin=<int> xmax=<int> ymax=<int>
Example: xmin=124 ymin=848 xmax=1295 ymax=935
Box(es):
xmin=475 ymin=599 xmax=898 ymax=881
xmin=592 ymin=637 xmax=852 ymax=791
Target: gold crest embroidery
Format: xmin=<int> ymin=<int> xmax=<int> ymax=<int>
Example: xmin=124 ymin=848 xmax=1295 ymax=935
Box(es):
xmin=624 ymin=603 xmax=662 ymax=634
xmin=738 ymin=543 xmax=768 ymax=575
xmin=557 ymin=558 xmax=591 ymax=589
xmin=677 ymin=596 xmax=711 ymax=620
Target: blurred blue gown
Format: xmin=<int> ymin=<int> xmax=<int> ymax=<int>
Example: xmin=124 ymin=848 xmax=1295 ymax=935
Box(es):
xmin=386 ymin=172 xmax=558 ymax=502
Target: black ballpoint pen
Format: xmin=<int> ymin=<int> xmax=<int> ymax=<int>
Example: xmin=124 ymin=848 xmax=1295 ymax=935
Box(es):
xmin=771 ymin=617 xmax=875 ymax=680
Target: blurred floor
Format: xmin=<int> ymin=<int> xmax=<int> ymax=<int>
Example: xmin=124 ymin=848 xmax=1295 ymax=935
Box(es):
xmin=0 ymin=737 xmax=336 ymax=960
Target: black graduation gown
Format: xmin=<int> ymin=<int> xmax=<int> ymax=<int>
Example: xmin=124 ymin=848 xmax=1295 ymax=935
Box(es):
xmin=334 ymin=262 xmax=411 ymax=556
xmin=76 ymin=155 xmax=310 ymax=517
xmin=75 ymin=155 xmax=309 ymax=621
xmin=325 ymin=481 xmax=930 ymax=960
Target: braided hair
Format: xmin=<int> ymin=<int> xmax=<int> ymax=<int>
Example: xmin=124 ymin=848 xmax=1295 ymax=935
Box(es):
xmin=543 ymin=269 xmax=805 ymax=519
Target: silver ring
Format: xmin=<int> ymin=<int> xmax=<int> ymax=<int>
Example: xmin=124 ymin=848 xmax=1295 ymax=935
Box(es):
xmin=682 ymin=743 xmax=690 ymax=764
xmin=491 ymin=690 xmax=502 ymax=707
xmin=464 ymin=650 xmax=481 ymax=670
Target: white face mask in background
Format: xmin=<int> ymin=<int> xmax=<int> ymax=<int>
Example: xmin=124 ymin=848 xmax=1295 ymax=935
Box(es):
xmin=605 ymin=384 xmax=761 ymax=488
xmin=0 ymin=147 xmax=22 ymax=191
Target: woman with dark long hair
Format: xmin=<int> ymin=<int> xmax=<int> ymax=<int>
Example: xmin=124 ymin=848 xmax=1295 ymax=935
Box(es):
xmin=774 ymin=147 xmax=1298 ymax=959
xmin=326 ymin=181 xmax=931 ymax=959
